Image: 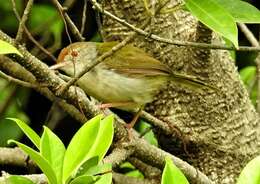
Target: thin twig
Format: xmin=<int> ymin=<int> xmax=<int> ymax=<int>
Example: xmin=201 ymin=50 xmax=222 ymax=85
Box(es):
xmin=238 ymin=23 xmax=260 ymax=114
xmin=64 ymin=14 xmax=85 ymax=41
xmin=90 ymin=0 xmax=260 ymax=52
xmin=51 ymin=0 xmax=84 ymax=42
xmin=11 ymin=0 xmax=56 ymax=62
xmin=128 ymin=157 xmax=161 ymax=180
xmin=80 ymin=0 xmax=88 ymax=35
xmin=24 ymin=28 xmax=57 ymax=62
xmin=15 ymin=0 xmax=34 ymax=42
xmin=0 ymin=71 xmax=37 ymax=89
xmin=0 ymin=55 xmax=87 ymax=123
xmin=238 ymin=23 xmax=259 ymax=46
xmin=51 ymin=0 xmax=72 ymax=43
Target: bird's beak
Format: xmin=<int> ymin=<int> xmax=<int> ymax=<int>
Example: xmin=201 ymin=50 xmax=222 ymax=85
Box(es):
xmin=49 ymin=61 xmax=71 ymax=70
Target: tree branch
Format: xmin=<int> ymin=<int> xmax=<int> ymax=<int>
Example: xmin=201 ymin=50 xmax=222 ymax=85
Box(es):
xmin=90 ymin=0 xmax=260 ymax=52
xmin=15 ymin=0 xmax=34 ymax=42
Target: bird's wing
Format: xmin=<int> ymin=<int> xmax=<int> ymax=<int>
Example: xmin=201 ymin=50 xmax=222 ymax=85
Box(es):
xmin=96 ymin=42 xmax=171 ymax=77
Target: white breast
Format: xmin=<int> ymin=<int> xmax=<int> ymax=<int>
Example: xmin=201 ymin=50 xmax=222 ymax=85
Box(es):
xmin=77 ymin=67 xmax=167 ymax=107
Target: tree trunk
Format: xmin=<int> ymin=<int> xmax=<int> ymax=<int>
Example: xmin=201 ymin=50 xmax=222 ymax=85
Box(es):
xmin=101 ymin=0 xmax=260 ymax=183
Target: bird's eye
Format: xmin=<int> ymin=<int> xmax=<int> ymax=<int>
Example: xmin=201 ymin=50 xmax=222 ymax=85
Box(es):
xmin=71 ymin=50 xmax=78 ymax=57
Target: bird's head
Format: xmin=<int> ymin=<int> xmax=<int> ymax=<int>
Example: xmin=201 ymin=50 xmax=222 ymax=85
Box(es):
xmin=50 ymin=42 xmax=97 ymax=75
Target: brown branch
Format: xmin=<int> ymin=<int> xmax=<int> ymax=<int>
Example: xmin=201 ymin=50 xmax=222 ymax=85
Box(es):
xmin=140 ymin=111 xmax=172 ymax=135
xmin=132 ymin=138 xmax=212 ymax=184
xmin=11 ymin=0 xmax=57 ymax=62
xmin=80 ymin=0 xmax=88 ymax=35
xmin=0 ymin=56 xmax=87 ymax=123
xmin=0 ymin=147 xmax=36 ymax=168
xmin=113 ymin=172 xmax=157 ymax=184
xmin=103 ymin=148 xmax=133 ymax=168
xmin=90 ymin=0 xmax=260 ymax=52
xmin=238 ymin=23 xmax=259 ymax=47
xmin=51 ymin=0 xmax=84 ymax=41
xmin=128 ymin=157 xmax=161 ymax=180
xmin=15 ymin=0 xmax=34 ymax=42
xmin=24 ymin=28 xmax=57 ymax=62
xmin=238 ymin=23 xmax=260 ymax=114
xmin=0 ymin=71 xmax=37 ymax=89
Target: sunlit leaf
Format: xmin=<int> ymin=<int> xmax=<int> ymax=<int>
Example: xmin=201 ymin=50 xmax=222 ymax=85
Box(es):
xmin=0 ymin=40 xmax=22 ymax=57
xmin=185 ymin=0 xmax=238 ymax=48
xmin=70 ymin=175 xmax=96 ymax=184
xmin=6 ymin=175 xmax=35 ymax=184
xmin=237 ymin=155 xmax=260 ymax=184
xmin=85 ymin=115 xmax=114 ymax=162
xmin=8 ymin=140 xmax=57 ymax=184
xmin=76 ymin=156 xmax=99 ymax=177
xmin=90 ymin=164 xmax=112 ymax=184
xmin=40 ymin=126 xmax=65 ymax=184
xmin=62 ymin=115 xmax=102 ymax=183
xmin=215 ymin=0 xmax=260 ymax=23
xmin=7 ymin=118 xmax=40 ymax=149
xmin=161 ymin=157 xmax=189 ymax=184
xmin=240 ymin=66 xmax=256 ymax=86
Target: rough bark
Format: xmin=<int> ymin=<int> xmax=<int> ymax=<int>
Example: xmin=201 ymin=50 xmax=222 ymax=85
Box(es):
xmin=101 ymin=0 xmax=260 ymax=183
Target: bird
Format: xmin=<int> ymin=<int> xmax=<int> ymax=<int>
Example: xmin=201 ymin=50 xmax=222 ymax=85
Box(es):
xmin=50 ymin=42 xmax=214 ymax=128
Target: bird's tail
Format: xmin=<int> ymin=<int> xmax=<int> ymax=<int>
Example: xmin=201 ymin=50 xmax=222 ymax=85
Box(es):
xmin=170 ymin=72 xmax=217 ymax=93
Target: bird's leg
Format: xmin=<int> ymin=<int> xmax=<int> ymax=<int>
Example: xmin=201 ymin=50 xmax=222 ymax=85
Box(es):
xmin=124 ymin=107 xmax=143 ymax=129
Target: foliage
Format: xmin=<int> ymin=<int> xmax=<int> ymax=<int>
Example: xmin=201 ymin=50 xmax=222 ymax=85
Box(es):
xmin=0 ymin=82 xmax=30 ymax=146
xmin=0 ymin=40 xmax=22 ymax=56
xmin=237 ymin=155 xmax=260 ymax=184
xmin=161 ymin=157 xmax=189 ymax=184
xmin=239 ymin=66 xmax=257 ymax=105
xmin=7 ymin=115 xmax=114 ymax=184
xmin=184 ymin=0 xmax=260 ymax=48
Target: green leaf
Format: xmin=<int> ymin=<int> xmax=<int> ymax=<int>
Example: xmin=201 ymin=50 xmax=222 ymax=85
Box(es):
xmin=84 ymin=163 xmax=112 ymax=176
xmin=239 ymin=66 xmax=256 ymax=86
xmin=185 ymin=0 xmax=238 ymax=48
xmin=70 ymin=175 xmax=96 ymax=184
xmin=8 ymin=140 xmax=57 ymax=184
xmin=86 ymin=164 xmax=112 ymax=184
xmin=7 ymin=118 xmax=40 ymax=149
xmin=40 ymin=126 xmax=65 ymax=184
xmin=237 ymin=155 xmax=260 ymax=184
xmin=94 ymin=172 xmax=112 ymax=184
xmin=62 ymin=115 xmax=102 ymax=183
xmin=85 ymin=115 xmax=114 ymax=162
xmin=76 ymin=156 xmax=99 ymax=177
xmin=0 ymin=40 xmax=22 ymax=57
xmin=161 ymin=157 xmax=189 ymax=184
xmin=136 ymin=120 xmax=158 ymax=146
xmin=6 ymin=175 xmax=35 ymax=184
xmin=215 ymin=0 xmax=260 ymax=23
